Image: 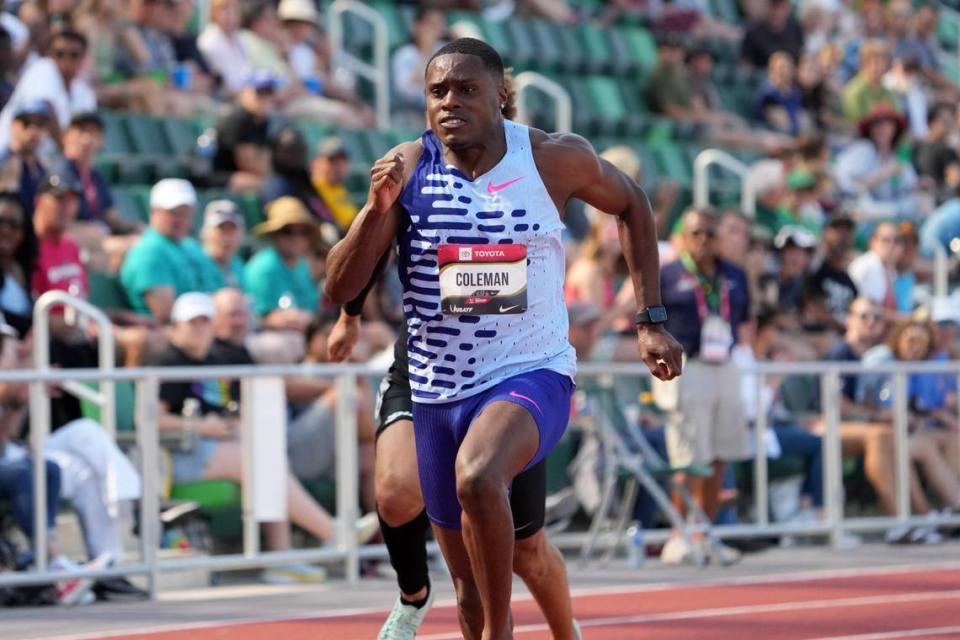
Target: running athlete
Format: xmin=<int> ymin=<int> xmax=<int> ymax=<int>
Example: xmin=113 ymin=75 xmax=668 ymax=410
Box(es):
xmin=326 ymin=38 xmax=683 ymax=640
xmin=328 ymin=305 xmax=565 ymax=639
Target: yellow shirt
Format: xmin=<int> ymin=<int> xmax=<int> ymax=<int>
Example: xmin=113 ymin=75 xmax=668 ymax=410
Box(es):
xmin=313 ymin=180 xmax=358 ymax=230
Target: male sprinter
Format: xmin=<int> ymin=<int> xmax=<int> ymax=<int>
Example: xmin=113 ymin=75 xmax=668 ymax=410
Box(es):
xmin=326 ymin=38 xmax=682 ymax=640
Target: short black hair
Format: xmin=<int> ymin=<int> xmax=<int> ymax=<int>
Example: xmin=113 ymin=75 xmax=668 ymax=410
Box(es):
xmin=928 ymin=101 xmax=954 ymax=125
xmin=48 ymin=29 xmax=88 ymax=52
xmin=0 ymin=191 xmax=23 ymax=211
xmin=68 ymin=111 xmax=104 ymax=131
xmin=427 ymin=38 xmax=504 ymax=78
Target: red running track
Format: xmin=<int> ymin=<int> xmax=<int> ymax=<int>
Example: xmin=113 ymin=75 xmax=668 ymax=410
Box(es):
xmin=76 ymin=567 xmax=960 ymax=640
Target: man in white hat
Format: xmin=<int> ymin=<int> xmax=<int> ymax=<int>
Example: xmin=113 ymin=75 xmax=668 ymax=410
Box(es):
xmin=119 ymin=179 xmax=218 ymax=322
xmin=277 ymin=0 xmax=322 ymax=83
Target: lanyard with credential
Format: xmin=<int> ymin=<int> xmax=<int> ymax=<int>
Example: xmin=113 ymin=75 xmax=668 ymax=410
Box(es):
xmin=681 ymin=254 xmax=731 ymax=323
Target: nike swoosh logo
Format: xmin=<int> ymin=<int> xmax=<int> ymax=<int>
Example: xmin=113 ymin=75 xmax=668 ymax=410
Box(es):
xmin=499 ymin=304 xmax=520 ymax=313
xmin=487 ymin=176 xmax=525 ymax=194
xmin=508 ymin=390 xmax=542 ymax=415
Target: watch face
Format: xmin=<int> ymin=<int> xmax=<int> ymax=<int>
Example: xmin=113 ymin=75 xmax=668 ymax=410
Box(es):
xmin=649 ymin=306 xmax=668 ymax=323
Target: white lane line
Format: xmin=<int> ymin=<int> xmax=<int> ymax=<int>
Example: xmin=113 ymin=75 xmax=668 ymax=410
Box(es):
xmin=417 ymin=589 xmax=960 ymax=640
xmin=812 ymin=626 xmax=960 ymax=640
xmin=40 ymin=561 xmax=960 ymax=640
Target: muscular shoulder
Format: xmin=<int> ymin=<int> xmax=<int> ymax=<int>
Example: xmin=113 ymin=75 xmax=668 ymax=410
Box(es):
xmin=529 ymin=129 xmax=603 ymax=197
xmin=382 ymin=139 xmax=425 ymax=186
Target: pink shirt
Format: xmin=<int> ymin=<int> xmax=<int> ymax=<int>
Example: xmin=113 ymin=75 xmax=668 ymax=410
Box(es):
xmin=32 ymin=234 xmax=88 ymax=304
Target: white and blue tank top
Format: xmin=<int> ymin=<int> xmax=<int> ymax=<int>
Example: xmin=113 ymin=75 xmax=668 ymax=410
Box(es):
xmin=397 ymin=120 xmax=577 ymax=403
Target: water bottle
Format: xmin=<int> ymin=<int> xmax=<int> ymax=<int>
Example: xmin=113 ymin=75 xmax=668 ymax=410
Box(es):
xmin=626 ymin=525 xmax=645 ymax=569
xmin=191 ymin=128 xmax=218 ymax=180
xmin=181 ymin=398 xmax=201 ymax=452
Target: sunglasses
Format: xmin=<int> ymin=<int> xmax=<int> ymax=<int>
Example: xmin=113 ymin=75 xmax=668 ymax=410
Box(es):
xmin=855 ymin=311 xmax=884 ymax=322
xmin=256 ymin=87 xmax=276 ymax=97
xmin=278 ymin=225 xmax=310 ymax=237
xmin=19 ymin=117 xmax=48 ymax=128
xmin=0 ymin=216 xmax=23 ymax=231
xmin=53 ymin=48 xmax=83 ymax=60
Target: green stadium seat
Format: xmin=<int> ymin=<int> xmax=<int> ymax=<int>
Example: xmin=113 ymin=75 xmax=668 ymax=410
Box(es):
xmin=602 ymin=26 xmax=637 ymax=77
xmin=336 ymin=129 xmax=374 ymax=166
xmin=358 ymin=129 xmax=393 ymax=163
xmin=621 ymin=27 xmax=658 ymax=78
xmin=505 ymin=19 xmax=541 ymax=70
xmin=939 ymin=16 xmax=959 ymax=50
xmin=370 ymin=0 xmax=407 ymax=51
xmin=110 ymin=185 xmax=151 ymax=225
xmin=708 ymin=0 xmax=740 ymax=25
xmin=161 ymin=116 xmax=200 ymax=158
xmin=87 ymin=271 xmax=133 ymax=311
xmin=650 ymin=142 xmax=692 ymax=187
xmin=79 ymin=380 xmax=136 ymax=433
xmin=526 ymin=20 xmax=567 ymax=73
xmin=100 ymin=112 xmax=133 ymax=156
xmin=480 ymin=19 xmax=517 ymax=68
xmin=298 ymin=122 xmax=332 ymax=154
xmin=123 ymin=114 xmax=173 ymax=156
xmin=578 ymin=24 xmax=614 ymax=74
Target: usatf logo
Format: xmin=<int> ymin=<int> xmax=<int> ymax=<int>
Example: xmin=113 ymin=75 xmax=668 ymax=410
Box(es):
xmin=459 ymin=247 xmax=473 ymax=261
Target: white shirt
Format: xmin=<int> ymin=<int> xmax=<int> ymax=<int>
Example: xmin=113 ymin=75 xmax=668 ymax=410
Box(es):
xmin=288 ymin=42 xmax=316 ymax=81
xmin=847 ymin=250 xmax=891 ymax=305
xmin=0 ymin=57 xmax=96 ymax=150
xmin=198 ymin=24 xmax=252 ymax=95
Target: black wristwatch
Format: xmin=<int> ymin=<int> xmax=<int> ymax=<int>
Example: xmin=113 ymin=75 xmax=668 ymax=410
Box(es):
xmin=635 ymin=305 xmax=668 ymax=325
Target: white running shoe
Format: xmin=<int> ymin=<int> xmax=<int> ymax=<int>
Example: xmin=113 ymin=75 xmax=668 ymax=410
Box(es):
xmin=377 ymin=587 xmax=435 ymax=640
xmin=659 ymin=535 xmax=696 ymax=565
xmin=53 ymin=552 xmax=111 ymax=606
xmin=356 ymin=512 xmax=381 ymax=545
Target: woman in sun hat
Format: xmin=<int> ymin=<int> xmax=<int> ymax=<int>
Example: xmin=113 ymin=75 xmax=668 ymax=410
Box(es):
xmin=834 ymin=103 xmax=921 ymax=221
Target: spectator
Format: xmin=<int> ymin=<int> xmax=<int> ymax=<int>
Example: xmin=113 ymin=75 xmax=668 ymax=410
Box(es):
xmin=891 ymin=2 xmax=953 ymax=95
xmin=834 ymin=104 xmax=918 ymax=221
xmin=0 ymin=100 xmax=51 ymax=215
xmin=753 ymin=51 xmax=812 ymax=136
xmin=0 ymin=29 xmax=95 ymax=150
xmin=120 ymin=179 xmax=218 ymax=321
xmin=260 ymin=126 xmax=337 ymax=230
xmin=0 ymin=27 xmax=17 ymax=112
xmin=211 ymin=71 xmax=276 ymax=192
xmin=685 ymin=46 xmax=722 ymax=115
xmin=72 ymin=0 xmax=164 ymax=114
xmin=765 ymin=225 xmax=817 ymax=313
xmin=919 ymin=187 xmax=960 ymax=260
xmin=277 ymin=0 xmax=323 ymax=83
xmin=165 ymin=0 xmax=216 ymax=92
xmin=751 ymin=159 xmax=792 ymax=235
xmin=805 ymin=213 xmax=858 ymax=329
xmin=197 ymin=200 xmax=245 ymax=290
xmin=120 ymin=0 xmax=177 ymax=75
xmin=61 ymin=112 xmax=139 ymax=272
xmin=311 ymin=135 xmax=358 ymax=232
xmin=884 ymin=54 xmax=928 ymax=140
xmin=797 ymin=52 xmax=844 ymax=132
xmin=564 ymin=209 xmax=623 ymax=328
xmin=847 ymin=222 xmax=903 ymax=315
xmin=654 ymin=209 xmax=750 ymax=565
xmin=32 ymin=173 xmax=151 ymax=366
xmin=197 ymin=0 xmax=252 ymax=95
xmin=391 ymin=6 xmax=446 ymax=115
xmin=842 ymin=39 xmax=899 ymax=124
xmin=913 ymin=102 xmax=960 ymax=202
xmin=0 ymin=192 xmax=30 ymax=333
xmin=740 ymin=0 xmax=804 ymax=69
xmin=244 ymin=196 xmax=320 ymax=332
xmin=151 ymin=292 xmax=355 ymax=582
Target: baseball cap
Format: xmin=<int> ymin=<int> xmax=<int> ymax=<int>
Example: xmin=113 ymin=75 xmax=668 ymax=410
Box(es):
xmin=246 ymin=70 xmax=280 ymax=92
xmin=568 ymin=301 xmax=602 ymax=326
xmin=774 ymin=225 xmax=818 ymax=251
xmin=930 ymin=296 xmax=960 ymax=325
xmin=38 ymin=173 xmax=82 ymax=197
xmin=277 ymin=0 xmax=322 ymax=25
xmin=203 ymin=199 xmax=244 ymax=231
xmin=68 ymin=111 xmax=104 ymax=130
xmin=150 ymin=178 xmax=197 ymax=210
xmin=316 ymin=136 xmax=348 ymax=159
xmin=170 ymin=292 xmax=215 ymax=324
xmin=14 ymin=99 xmax=51 ymax=121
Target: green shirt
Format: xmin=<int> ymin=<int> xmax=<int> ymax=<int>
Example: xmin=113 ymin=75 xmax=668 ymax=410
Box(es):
xmin=841 ymin=74 xmax=899 ymax=123
xmin=243 ymin=246 xmax=318 ymax=316
xmin=119 ymin=228 xmax=220 ymax=316
xmin=645 ymin=65 xmax=691 ymax=115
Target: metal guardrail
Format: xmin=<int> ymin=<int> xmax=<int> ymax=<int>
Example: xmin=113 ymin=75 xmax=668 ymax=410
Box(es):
xmin=513 ymin=71 xmax=573 ymax=133
xmin=4 ymin=357 xmax=960 ymax=592
xmin=693 ymin=149 xmax=756 ymax=217
xmin=328 ymin=0 xmax=391 ymax=129
xmin=29 ymin=290 xmax=115 ymax=573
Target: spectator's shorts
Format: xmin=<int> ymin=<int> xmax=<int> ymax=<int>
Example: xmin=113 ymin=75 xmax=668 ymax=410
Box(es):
xmin=171 ymin=438 xmax=219 ymax=484
xmin=655 ymin=358 xmax=748 ymax=467
xmin=412 ymin=368 xmax=573 ymax=530
xmin=287 ymin=399 xmax=337 ymax=480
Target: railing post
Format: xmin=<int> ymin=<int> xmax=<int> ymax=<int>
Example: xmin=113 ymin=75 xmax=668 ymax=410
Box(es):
xmin=821 ymin=370 xmax=844 ymax=548
xmin=932 ymin=245 xmax=948 ymax=299
xmin=513 ymin=71 xmax=573 ymax=133
xmin=335 ymin=372 xmax=360 ymax=584
xmin=892 ymin=372 xmax=911 ymax=522
xmin=754 ymin=371 xmax=769 ymax=526
xmin=29 ymin=302 xmax=52 ymax=572
xmin=135 ymin=376 xmax=162 ymax=599
xmin=240 ymin=378 xmax=261 ymax=559
xmin=328 ymin=0 xmax=391 ymax=129
xmin=692 ymin=150 xmax=753 ymax=217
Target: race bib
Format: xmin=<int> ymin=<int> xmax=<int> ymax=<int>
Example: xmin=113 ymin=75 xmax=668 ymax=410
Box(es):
xmin=438 ymin=244 xmax=527 ymax=315
xmin=700 ymin=314 xmax=733 ymax=363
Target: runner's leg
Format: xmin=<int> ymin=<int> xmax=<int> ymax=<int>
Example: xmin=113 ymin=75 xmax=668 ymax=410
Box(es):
xmin=435 ymin=526 xmax=484 ymax=640
xmin=456 ymin=400 xmax=540 ymax=640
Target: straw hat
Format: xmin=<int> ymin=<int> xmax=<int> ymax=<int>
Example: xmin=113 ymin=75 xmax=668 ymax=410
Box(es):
xmin=253 ymin=197 xmax=319 ymax=240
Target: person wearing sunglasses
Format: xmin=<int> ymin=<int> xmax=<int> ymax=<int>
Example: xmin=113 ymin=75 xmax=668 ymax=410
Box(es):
xmin=210 ymin=71 xmax=277 ymax=191
xmin=244 ymin=196 xmax=326 ymax=333
xmin=0 ymin=30 xmax=95 ymax=152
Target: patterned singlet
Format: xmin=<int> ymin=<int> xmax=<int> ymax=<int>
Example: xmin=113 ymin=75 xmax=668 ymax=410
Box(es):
xmin=397 ymin=120 xmax=576 ymax=403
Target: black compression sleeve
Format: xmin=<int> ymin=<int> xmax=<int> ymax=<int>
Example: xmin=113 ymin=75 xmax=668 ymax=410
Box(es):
xmin=342 ymin=250 xmax=390 ymax=316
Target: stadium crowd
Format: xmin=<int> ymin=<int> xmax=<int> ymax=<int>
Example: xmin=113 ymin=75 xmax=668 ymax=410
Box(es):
xmin=0 ymin=0 xmax=959 ymax=606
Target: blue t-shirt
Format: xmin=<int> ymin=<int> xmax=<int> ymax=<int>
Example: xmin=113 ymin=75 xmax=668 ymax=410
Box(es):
xmin=660 ymin=258 xmax=750 ymax=359
xmin=823 ymin=340 xmax=860 ymax=401
xmin=66 ymin=160 xmax=114 ymax=224
xmin=908 ymin=352 xmax=956 ymax=412
xmin=753 ymin=81 xmax=804 ymax=136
